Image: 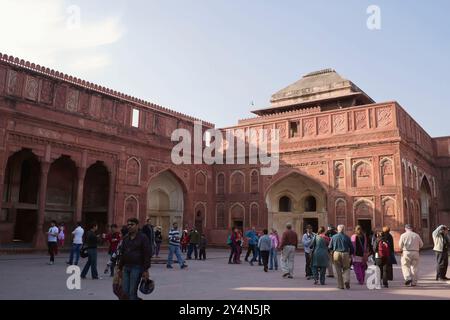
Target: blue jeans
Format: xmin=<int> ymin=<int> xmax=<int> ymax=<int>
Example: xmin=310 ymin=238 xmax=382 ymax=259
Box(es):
xmin=269 ymin=248 xmax=278 ymax=269
xmin=81 ymin=248 xmax=98 ymax=279
xmin=168 ymin=245 xmax=184 ymax=267
xmin=69 ymin=244 xmax=82 ymax=265
xmin=187 ymin=243 xmax=198 ymax=259
xmin=312 ymin=266 xmax=327 ymax=285
xmin=122 ymin=265 xmax=143 ymax=300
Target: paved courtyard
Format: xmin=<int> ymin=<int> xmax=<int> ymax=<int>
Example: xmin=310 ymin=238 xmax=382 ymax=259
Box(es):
xmin=0 ymin=249 xmax=449 ymax=300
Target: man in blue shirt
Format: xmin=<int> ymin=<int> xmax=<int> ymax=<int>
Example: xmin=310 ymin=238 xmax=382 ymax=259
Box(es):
xmin=244 ymin=227 xmax=258 ymax=265
xmin=328 ymin=224 xmax=354 ymax=289
xmin=302 ymin=225 xmax=314 ymax=279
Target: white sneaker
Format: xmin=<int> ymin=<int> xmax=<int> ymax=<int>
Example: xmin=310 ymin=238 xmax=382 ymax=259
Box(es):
xmin=47 ymin=262 xmax=54 ymax=265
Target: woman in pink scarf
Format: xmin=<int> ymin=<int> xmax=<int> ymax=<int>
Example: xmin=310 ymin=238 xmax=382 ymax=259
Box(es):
xmin=351 ymin=225 xmax=369 ymax=285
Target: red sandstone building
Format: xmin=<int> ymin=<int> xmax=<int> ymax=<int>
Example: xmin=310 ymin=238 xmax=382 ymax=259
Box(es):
xmin=0 ymin=54 xmax=449 ymax=249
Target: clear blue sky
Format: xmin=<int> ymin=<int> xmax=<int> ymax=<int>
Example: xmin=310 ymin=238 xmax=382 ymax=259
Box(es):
xmin=1 ymin=0 xmax=449 ymax=136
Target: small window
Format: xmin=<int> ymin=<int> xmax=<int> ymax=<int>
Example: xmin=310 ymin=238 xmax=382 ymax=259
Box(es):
xmin=132 ymin=109 xmax=140 ymax=128
xmin=289 ymin=121 xmax=298 ymax=138
xmin=304 ymin=196 xmax=317 ymax=212
xmin=279 ymin=196 xmax=292 ymax=212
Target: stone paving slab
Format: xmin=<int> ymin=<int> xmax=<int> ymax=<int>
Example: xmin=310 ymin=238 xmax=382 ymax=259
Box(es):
xmin=0 ymin=249 xmax=449 ymax=300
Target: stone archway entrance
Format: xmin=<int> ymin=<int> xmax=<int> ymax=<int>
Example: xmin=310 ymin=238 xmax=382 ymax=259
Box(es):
xmin=147 ymin=171 xmax=185 ymax=241
xmin=265 ymin=172 xmax=327 ymax=240
xmin=82 ymin=162 xmax=110 ymax=234
xmin=2 ymin=149 xmax=40 ymax=245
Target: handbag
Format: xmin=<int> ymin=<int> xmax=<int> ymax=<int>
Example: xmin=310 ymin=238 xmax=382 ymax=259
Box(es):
xmin=112 ymin=265 xmax=129 ymax=300
xmin=80 ymin=246 xmax=88 ymax=258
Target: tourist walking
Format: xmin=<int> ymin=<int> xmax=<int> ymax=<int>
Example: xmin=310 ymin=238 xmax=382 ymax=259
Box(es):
xmin=269 ymin=229 xmax=280 ymax=270
xmin=81 ymin=223 xmax=101 ymax=279
xmin=187 ymin=227 xmax=200 ymax=260
xmin=142 ymin=218 xmax=156 ymax=258
xmin=244 ymin=227 xmax=258 ymax=264
xmin=104 ymin=224 xmax=121 ymax=276
xmin=258 ymin=229 xmax=272 ymax=272
xmin=56 ymin=223 xmax=65 ymax=255
xmin=67 ymin=221 xmax=84 ymax=265
xmin=167 ymin=222 xmax=188 ymax=269
xmin=154 ymin=226 xmax=162 ymax=258
xmin=117 ymin=218 xmax=151 ymax=300
xmin=302 ymin=225 xmax=314 ymax=279
xmin=181 ymin=229 xmax=189 ymax=253
xmin=325 ymin=225 xmax=337 ymax=277
xmin=280 ymin=223 xmax=298 ymax=279
xmin=432 ymin=225 xmax=449 ymax=281
xmin=399 ymin=224 xmax=423 ymax=286
xmin=382 ymin=226 xmax=397 ymax=281
xmin=351 ymin=225 xmax=370 ymax=285
xmin=329 ymin=225 xmax=353 ymax=289
xmin=46 ymin=220 xmax=59 ymax=265
xmin=310 ymin=226 xmax=330 ymax=285
xmin=199 ymin=233 xmax=207 ymax=260
xmin=374 ymin=231 xmax=392 ymax=288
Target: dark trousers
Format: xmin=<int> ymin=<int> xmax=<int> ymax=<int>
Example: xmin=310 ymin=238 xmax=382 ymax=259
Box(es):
xmin=228 ymin=245 xmax=235 ymax=262
xmin=379 ymin=263 xmax=389 ymax=286
xmin=245 ymin=244 xmax=257 ymax=261
xmin=260 ymin=250 xmax=270 ymax=269
xmin=48 ymin=241 xmax=57 ymax=262
xmin=305 ymin=252 xmax=313 ymax=276
xmin=81 ymin=248 xmax=98 ymax=279
xmin=199 ymin=248 xmax=206 ymax=260
xmin=187 ymin=243 xmax=198 ymax=259
xmin=436 ymin=250 xmax=449 ymax=279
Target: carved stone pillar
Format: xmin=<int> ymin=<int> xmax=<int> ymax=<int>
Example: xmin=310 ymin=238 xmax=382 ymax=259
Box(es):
xmin=34 ymin=161 xmax=50 ymax=249
xmin=75 ymin=167 xmax=86 ymax=224
xmin=108 ymin=166 xmax=116 ymax=226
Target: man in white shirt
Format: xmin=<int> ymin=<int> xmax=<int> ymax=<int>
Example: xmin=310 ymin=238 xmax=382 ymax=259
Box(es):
xmin=398 ymin=224 xmax=423 ymax=286
xmin=47 ymin=220 xmax=59 ymax=265
xmin=67 ymin=221 xmax=85 ymax=265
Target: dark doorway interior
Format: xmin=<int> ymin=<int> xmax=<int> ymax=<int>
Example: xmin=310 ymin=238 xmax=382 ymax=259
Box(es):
xmin=303 ymin=218 xmax=319 ymax=234
xmin=83 ymin=212 xmax=108 ymax=235
xmin=232 ymin=220 xmax=243 ymax=231
xmin=357 ymin=219 xmax=372 ymax=236
xmin=14 ymin=209 xmax=37 ymax=243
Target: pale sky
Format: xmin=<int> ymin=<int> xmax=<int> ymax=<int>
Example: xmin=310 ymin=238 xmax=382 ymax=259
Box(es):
xmin=0 ymin=0 xmax=449 ymax=136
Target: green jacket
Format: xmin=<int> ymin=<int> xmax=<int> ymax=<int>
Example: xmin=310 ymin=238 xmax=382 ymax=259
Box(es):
xmin=189 ymin=230 xmax=200 ymax=244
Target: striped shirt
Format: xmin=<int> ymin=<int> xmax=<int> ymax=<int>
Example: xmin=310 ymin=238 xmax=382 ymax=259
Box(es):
xmin=168 ymin=229 xmax=181 ymax=246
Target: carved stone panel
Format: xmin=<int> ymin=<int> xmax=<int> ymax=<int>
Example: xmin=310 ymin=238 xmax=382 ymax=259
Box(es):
xmin=376 ymin=107 xmax=393 ymax=128
xmin=334 ymin=161 xmax=345 ymax=189
xmin=250 ymin=170 xmax=259 ymax=193
xmin=125 ymin=196 xmax=139 ymax=221
xmin=355 ymin=110 xmax=368 ymax=130
xmin=317 ymin=116 xmax=329 ymax=135
xmin=353 ymin=160 xmax=372 ymax=188
xmin=40 ymin=79 xmax=54 ymax=105
xmin=115 ymin=103 xmax=126 ymax=125
xmin=0 ymin=67 xmax=6 ymax=94
xmin=90 ymin=95 xmax=102 ymax=118
xmin=354 ymin=199 xmax=374 ymax=218
xmin=381 ymin=158 xmax=394 ymax=186
xmin=54 ymin=85 xmax=67 ymax=110
xmin=79 ymin=92 xmax=90 ymax=115
xmin=217 ymin=173 xmax=225 ymax=195
xmin=302 ymin=118 xmax=315 ymax=137
xmin=251 ymin=204 xmax=259 ymax=227
xmin=66 ymin=89 xmax=79 ymax=112
xmin=276 ymin=123 xmax=286 ymax=139
xmin=126 ymin=158 xmax=140 ymax=186
xmin=195 ymin=171 xmax=207 ymax=194
xmin=101 ymin=98 xmax=113 ymax=121
xmin=332 ymin=113 xmax=346 ymax=134
xmin=24 ymin=76 xmax=39 ymax=101
xmin=7 ymin=70 xmax=23 ymax=96
xmin=335 ymin=199 xmax=347 ymax=226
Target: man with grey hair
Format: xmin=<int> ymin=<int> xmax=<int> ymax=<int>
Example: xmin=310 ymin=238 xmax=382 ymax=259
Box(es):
xmin=398 ymin=224 xmax=423 ymax=286
xmin=328 ymin=224 xmax=353 ymax=289
xmin=280 ymin=222 xmax=298 ymax=279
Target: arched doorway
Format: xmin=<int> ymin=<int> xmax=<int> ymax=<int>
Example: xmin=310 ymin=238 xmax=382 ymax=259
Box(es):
xmin=82 ymin=162 xmax=109 ymax=234
xmin=147 ymin=171 xmax=185 ymax=241
xmin=45 ymin=156 xmax=77 ymax=239
xmin=265 ymin=172 xmax=327 ymax=237
xmin=420 ymin=177 xmax=432 ymax=245
xmin=3 ymin=149 xmax=40 ymax=244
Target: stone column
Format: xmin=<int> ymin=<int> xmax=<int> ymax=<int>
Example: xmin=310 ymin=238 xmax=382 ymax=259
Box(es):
xmin=107 ymin=166 xmax=116 ymax=226
xmin=75 ymin=167 xmax=86 ymax=224
xmin=34 ymin=161 xmax=50 ymax=249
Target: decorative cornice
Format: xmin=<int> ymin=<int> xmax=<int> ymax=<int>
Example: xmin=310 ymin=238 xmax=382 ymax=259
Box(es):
xmin=0 ymin=52 xmax=214 ymax=128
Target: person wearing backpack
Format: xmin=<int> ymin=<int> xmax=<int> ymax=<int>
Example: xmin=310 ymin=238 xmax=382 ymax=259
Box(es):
xmin=374 ymin=231 xmax=392 ymax=288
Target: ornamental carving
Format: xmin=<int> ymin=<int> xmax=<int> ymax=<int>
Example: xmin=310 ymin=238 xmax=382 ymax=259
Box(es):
xmin=332 ymin=114 xmax=346 ymax=133
xmin=377 ymin=107 xmax=393 ymax=128
xmin=318 ymin=116 xmax=329 ymax=135
xmin=25 ymin=76 xmax=39 ymax=101
xmin=355 ymin=111 xmax=367 ymax=130
xmin=303 ymin=118 xmax=315 ymax=137
xmin=66 ymin=89 xmax=79 ymax=112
